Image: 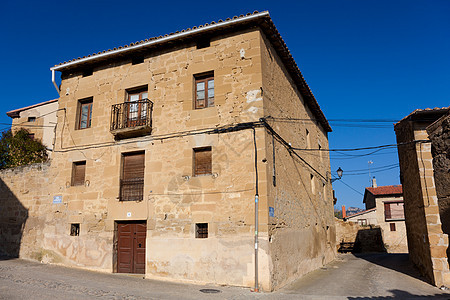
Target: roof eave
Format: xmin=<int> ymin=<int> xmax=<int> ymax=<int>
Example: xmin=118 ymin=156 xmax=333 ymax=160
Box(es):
xmin=50 ymin=11 xmax=270 ymax=72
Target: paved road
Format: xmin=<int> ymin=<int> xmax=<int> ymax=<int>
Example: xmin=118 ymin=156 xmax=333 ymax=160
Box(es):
xmin=0 ymin=253 xmax=448 ymax=299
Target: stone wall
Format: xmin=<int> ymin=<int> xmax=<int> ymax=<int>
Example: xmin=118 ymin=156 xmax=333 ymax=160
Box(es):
xmin=260 ymin=30 xmax=336 ymax=290
xmin=428 ymin=113 xmax=450 ymax=236
xmin=335 ymin=219 xmax=385 ymax=253
xmin=1 ymin=25 xmax=333 ymax=292
xmin=395 ymin=119 xmax=450 ymax=287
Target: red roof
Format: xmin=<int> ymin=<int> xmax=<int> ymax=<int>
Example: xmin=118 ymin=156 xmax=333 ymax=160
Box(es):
xmin=366 ymin=185 xmax=403 ymax=196
xmin=6 ymin=99 xmax=58 ymax=118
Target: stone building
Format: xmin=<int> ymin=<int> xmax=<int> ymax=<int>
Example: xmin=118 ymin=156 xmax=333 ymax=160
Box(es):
xmin=363 ymin=183 xmax=407 ymax=253
xmin=395 ymin=107 xmax=450 ymax=287
xmin=6 ymin=99 xmax=58 ymax=150
xmin=0 ymin=11 xmax=336 ymax=291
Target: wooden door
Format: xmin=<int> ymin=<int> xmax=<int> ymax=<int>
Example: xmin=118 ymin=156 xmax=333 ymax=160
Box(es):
xmin=117 ymin=221 xmax=146 ymax=274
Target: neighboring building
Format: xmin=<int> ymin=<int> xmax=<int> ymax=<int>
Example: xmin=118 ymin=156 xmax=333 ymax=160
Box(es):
xmin=6 ymin=99 xmax=58 ymax=150
xmin=395 ymin=107 xmax=450 ymax=287
xmin=0 ymin=11 xmax=336 ymax=291
xmin=363 ymin=182 xmax=407 ymax=253
xmin=344 ymin=208 xmax=377 ymax=226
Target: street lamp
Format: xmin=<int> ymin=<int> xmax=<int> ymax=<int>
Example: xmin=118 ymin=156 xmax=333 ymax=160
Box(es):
xmin=331 ymin=167 xmax=343 ymax=183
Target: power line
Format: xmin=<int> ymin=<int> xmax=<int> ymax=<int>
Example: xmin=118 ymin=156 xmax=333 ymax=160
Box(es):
xmin=335 ymin=179 xmax=364 ymax=196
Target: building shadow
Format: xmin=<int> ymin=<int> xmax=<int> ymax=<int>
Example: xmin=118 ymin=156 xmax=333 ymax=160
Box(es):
xmin=354 ymin=252 xmax=429 ymax=284
xmin=0 ymin=177 xmax=28 ymax=259
xmin=352 ymin=227 xmax=386 ymax=253
xmin=348 ymin=289 xmax=450 ymax=299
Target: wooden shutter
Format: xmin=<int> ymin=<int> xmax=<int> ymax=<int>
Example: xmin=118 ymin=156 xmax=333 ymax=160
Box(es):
xmin=72 ymin=161 xmax=86 ymax=186
xmin=194 ymin=147 xmax=211 ymax=176
xmin=123 ymin=152 xmax=145 ymax=179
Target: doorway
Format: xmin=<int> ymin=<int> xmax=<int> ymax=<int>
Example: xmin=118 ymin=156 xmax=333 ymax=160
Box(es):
xmin=116 ymin=221 xmax=146 ymax=274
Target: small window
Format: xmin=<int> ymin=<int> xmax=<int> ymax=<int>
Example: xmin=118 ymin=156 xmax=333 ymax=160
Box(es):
xmin=70 ymin=223 xmax=80 ymax=236
xmin=390 ymin=223 xmax=396 ymax=231
xmin=27 ymin=117 xmax=36 ymax=122
xmin=358 ymin=219 xmax=367 ymax=226
xmin=77 ymin=98 xmax=93 ymax=129
xmin=132 ymin=55 xmax=144 ymax=65
xmin=121 ymin=152 xmax=145 ymax=201
xmin=310 ymin=174 xmax=315 ymax=194
xmin=318 ymin=142 xmax=322 ymax=161
xmin=306 ymin=129 xmax=311 ymax=149
xmin=196 ymin=223 xmax=208 ymax=238
xmin=197 ymin=38 xmax=210 ymax=49
xmin=193 ymin=147 xmax=212 ymax=176
xmin=28 ymin=133 xmax=35 ymax=140
xmin=72 ymin=161 xmax=86 ymax=186
xmin=194 ymin=73 xmax=214 ymax=109
xmin=82 ymin=69 xmax=93 ymax=77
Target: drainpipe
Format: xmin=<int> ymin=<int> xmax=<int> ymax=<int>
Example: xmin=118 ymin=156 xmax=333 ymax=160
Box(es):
xmin=52 ymin=69 xmax=60 ymax=94
xmin=252 ymin=128 xmax=259 ymax=292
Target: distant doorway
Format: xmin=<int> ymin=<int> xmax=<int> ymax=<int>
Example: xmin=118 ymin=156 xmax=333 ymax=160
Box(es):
xmin=116 ymin=221 xmax=146 ymax=274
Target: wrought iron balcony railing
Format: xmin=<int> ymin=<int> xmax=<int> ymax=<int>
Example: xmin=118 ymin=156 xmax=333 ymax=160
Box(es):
xmin=120 ymin=178 xmax=144 ymax=201
xmin=110 ymin=99 xmax=153 ymax=137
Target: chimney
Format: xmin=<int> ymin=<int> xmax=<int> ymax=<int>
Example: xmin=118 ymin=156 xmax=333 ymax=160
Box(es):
xmin=372 ymin=177 xmax=377 ymax=188
xmin=342 ymin=205 xmax=346 ymax=219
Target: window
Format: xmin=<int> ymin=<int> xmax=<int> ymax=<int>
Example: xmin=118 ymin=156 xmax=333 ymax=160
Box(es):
xmin=193 ymin=147 xmax=212 ymax=176
xmin=28 ymin=133 xmax=35 ymax=140
xmin=197 ymin=38 xmax=210 ymax=49
xmin=195 ymin=73 xmax=214 ymax=109
xmin=127 ymin=88 xmax=148 ymax=127
xmin=121 ymin=152 xmax=145 ymax=201
xmin=306 ymin=129 xmax=311 ymax=149
xmin=78 ymin=98 xmax=93 ymax=129
xmin=72 ymin=161 xmax=86 ymax=186
xmin=310 ymin=174 xmax=315 ymax=194
xmin=384 ymin=202 xmax=405 ymax=221
xmin=70 ymin=223 xmax=80 ymax=236
xmin=358 ymin=219 xmax=368 ymax=226
xmin=318 ymin=142 xmax=322 ymax=161
xmin=390 ymin=223 xmax=396 ymax=231
xmin=27 ymin=116 xmax=36 ymax=122
xmin=196 ymin=223 xmax=208 ymax=238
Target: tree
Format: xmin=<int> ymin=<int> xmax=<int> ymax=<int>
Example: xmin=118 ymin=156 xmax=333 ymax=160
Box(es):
xmin=0 ymin=129 xmax=48 ymax=169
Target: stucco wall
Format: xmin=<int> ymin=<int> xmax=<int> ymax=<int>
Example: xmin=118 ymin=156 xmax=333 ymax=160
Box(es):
xmin=260 ymin=30 xmax=336 ymax=290
xmin=11 ymin=101 xmax=58 ymax=150
xmin=374 ymin=197 xmax=408 ymax=253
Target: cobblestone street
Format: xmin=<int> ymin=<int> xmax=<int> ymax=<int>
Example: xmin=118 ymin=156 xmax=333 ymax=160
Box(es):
xmin=1 ymin=254 xmax=449 ymax=299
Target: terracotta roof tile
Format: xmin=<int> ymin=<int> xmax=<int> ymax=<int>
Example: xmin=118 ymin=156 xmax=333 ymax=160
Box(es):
xmin=366 ymin=185 xmax=403 ymax=196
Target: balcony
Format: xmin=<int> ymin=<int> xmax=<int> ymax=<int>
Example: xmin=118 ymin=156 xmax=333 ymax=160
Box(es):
xmin=110 ymin=99 xmax=153 ymax=139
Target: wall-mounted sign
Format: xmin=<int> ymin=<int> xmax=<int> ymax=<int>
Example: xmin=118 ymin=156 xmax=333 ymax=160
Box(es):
xmin=53 ymin=196 xmax=62 ymax=204
xmin=269 ymin=207 xmax=275 ymax=217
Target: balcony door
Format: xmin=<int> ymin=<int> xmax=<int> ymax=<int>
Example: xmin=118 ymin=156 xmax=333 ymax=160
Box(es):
xmin=128 ymin=90 xmax=148 ymax=127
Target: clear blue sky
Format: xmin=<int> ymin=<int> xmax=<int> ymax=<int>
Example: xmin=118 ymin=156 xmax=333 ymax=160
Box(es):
xmin=1 ymin=0 xmax=449 ymax=209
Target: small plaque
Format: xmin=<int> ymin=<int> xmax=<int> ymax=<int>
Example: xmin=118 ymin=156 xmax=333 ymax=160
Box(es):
xmin=53 ymin=196 xmax=62 ymax=204
xmin=269 ymin=207 xmax=275 ymax=217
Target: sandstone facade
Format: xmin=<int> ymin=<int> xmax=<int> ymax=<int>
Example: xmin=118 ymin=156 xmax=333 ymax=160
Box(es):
xmin=0 ymin=12 xmax=335 ymax=291
xmin=395 ymin=107 xmax=450 ymax=287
